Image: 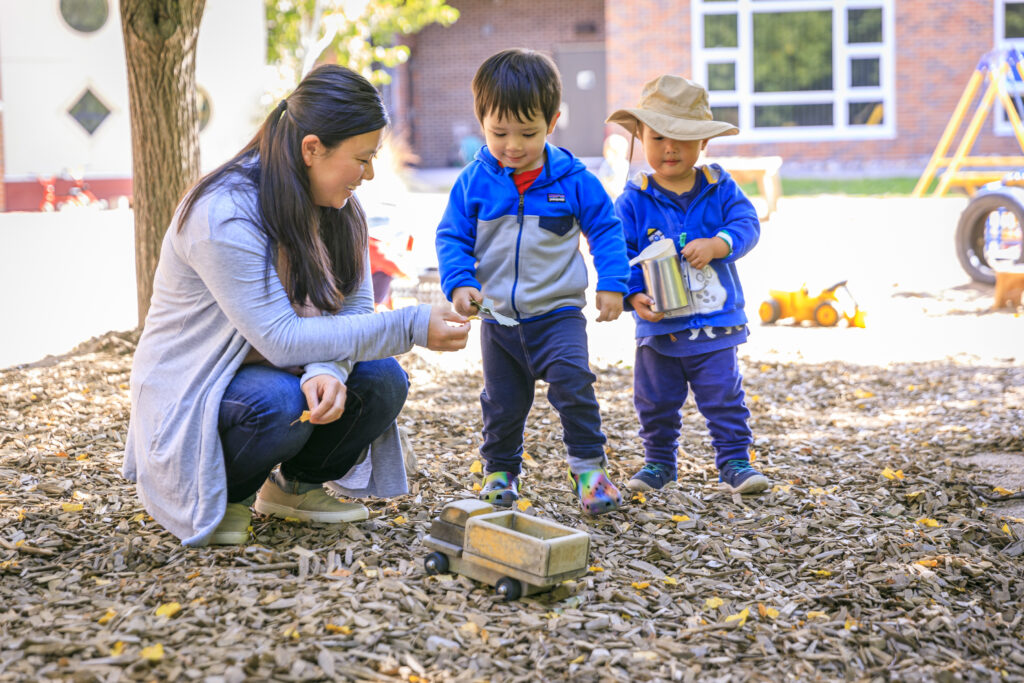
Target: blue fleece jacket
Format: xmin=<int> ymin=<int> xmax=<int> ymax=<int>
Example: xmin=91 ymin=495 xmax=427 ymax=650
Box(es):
xmin=615 ymin=165 xmax=760 ymax=338
xmin=435 ymin=143 xmax=629 ymax=322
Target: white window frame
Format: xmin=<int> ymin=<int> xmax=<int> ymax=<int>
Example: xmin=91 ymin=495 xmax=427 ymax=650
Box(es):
xmin=691 ymin=0 xmax=896 ymax=143
xmin=994 ymin=0 xmax=1024 ymax=136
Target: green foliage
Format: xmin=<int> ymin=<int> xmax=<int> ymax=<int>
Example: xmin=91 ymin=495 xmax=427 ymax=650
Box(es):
xmin=266 ymin=0 xmax=458 ymax=90
xmin=740 ymin=176 xmax=926 ymax=198
xmin=753 ymin=10 xmax=832 ymax=94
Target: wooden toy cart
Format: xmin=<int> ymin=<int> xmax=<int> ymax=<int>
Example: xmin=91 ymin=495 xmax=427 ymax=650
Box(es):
xmin=422 ymin=500 xmax=590 ymax=601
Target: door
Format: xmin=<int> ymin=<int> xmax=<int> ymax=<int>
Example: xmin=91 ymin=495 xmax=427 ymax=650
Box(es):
xmin=553 ymin=44 xmax=607 ymax=158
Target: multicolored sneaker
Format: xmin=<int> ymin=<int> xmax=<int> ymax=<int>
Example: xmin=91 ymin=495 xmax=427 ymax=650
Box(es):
xmin=719 ymin=459 xmax=769 ymax=494
xmin=568 ymin=467 xmax=623 ymax=516
xmin=626 ymin=463 xmax=678 ymax=491
xmin=479 ymin=471 xmax=520 ymax=507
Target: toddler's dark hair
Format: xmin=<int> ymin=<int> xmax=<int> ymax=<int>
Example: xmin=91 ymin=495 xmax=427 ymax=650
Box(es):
xmin=472 ymin=48 xmax=561 ymax=125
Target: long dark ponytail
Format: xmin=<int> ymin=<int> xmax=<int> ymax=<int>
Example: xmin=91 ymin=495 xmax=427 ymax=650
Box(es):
xmin=179 ymin=65 xmax=389 ymax=313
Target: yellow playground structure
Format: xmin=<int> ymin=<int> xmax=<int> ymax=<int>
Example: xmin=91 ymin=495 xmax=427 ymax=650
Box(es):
xmin=914 ymin=48 xmax=1024 ymax=198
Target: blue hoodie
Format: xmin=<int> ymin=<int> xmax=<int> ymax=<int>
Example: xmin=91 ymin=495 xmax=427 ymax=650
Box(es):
xmin=615 ymin=165 xmax=760 ymax=338
xmin=436 ymin=143 xmax=629 ymax=322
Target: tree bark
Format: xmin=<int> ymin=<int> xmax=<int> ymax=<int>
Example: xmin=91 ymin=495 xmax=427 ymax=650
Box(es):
xmin=120 ymin=0 xmax=206 ymax=326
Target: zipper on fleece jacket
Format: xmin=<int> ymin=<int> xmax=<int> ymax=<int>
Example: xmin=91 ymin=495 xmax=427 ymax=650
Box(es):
xmin=509 ymin=192 xmax=525 ymax=319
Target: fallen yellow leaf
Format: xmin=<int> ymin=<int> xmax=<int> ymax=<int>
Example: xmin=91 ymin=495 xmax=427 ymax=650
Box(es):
xmin=522 ymin=451 xmax=536 ymax=463
xmin=757 ymin=603 xmax=779 ymax=619
xmin=705 ymin=596 xmax=724 ymax=609
xmin=917 ymin=559 xmax=939 ymax=567
xmin=155 ymin=602 xmax=181 ymax=618
xmin=811 ymin=569 xmax=832 ymax=577
xmin=671 ymin=514 xmax=690 ymax=522
xmin=854 ymin=388 xmax=874 ymax=399
xmin=569 ymin=655 xmax=585 ymax=665
xmin=61 ymin=503 xmax=83 ymax=512
xmin=994 ymin=486 xmax=1015 ymax=496
xmin=589 ymin=565 xmax=604 ymax=572
xmin=748 ymin=448 xmax=757 ymax=463
xmin=325 ymin=623 xmax=352 ymax=635
xmin=110 ymin=641 xmax=124 ymax=656
xmin=806 ymin=611 xmax=827 ymax=619
xmin=631 ymin=581 xmax=650 ymax=590
xmin=632 ymin=492 xmax=647 ymax=504
xmin=725 ymin=607 xmax=749 ymax=627
xmin=916 ymin=518 xmax=940 ymax=528
xmin=393 ymin=515 xmax=407 ymax=525
xmin=809 ymin=487 xmax=826 ymax=496
xmin=139 ymin=643 xmax=164 ymax=661
xmin=844 ymin=617 xmax=860 ymax=630
xmin=516 ymin=499 xmax=532 ymax=512
xmin=662 ymin=576 xmax=678 ymax=585
xmin=1002 ymin=523 xmax=1012 ymax=534
xmin=75 ymin=453 xmax=89 ymax=461
xmin=772 ymin=484 xmax=792 ymax=493
xmin=283 ymin=626 xmax=300 ymax=640
xmin=881 ymin=467 xmax=905 ymax=480
xmin=97 ymin=609 xmax=116 ymax=625
xmin=289 ymin=410 xmax=311 ymax=426
xmin=472 ymin=482 xmax=482 ymax=492
xmin=469 ymin=460 xmax=483 ymax=474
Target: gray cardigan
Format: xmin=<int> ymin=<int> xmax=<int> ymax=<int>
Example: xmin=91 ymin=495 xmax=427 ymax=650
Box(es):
xmin=123 ymin=179 xmax=431 ymax=546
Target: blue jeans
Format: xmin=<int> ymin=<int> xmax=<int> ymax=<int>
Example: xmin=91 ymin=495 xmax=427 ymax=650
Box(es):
xmin=479 ymin=309 xmax=606 ymax=477
xmin=218 ymin=358 xmax=409 ymax=503
xmin=633 ymin=344 xmax=751 ymax=471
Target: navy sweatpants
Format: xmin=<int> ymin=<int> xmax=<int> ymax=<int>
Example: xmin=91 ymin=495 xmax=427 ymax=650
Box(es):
xmin=633 ymin=344 xmax=751 ymax=471
xmin=479 ymin=309 xmax=606 ymax=477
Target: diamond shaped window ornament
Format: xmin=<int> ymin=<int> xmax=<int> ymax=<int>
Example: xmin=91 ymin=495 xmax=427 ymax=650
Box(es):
xmin=68 ymin=89 xmax=110 ymax=135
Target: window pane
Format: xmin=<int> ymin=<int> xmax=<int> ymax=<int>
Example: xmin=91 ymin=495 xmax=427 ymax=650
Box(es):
xmin=60 ymin=0 xmax=108 ymax=33
xmin=754 ymin=103 xmax=833 ymax=127
xmin=850 ymin=58 xmax=880 ymax=87
xmin=849 ymin=101 xmax=883 ymax=126
xmin=705 ymin=14 xmax=738 ymax=48
xmin=1008 ymin=3 xmax=1024 ymax=39
xmin=711 ymin=106 xmax=739 ymax=127
xmin=708 ymin=62 xmax=736 ymax=91
xmin=848 ymin=8 xmax=882 ymax=44
xmin=753 ymin=11 xmax=832 ymax=92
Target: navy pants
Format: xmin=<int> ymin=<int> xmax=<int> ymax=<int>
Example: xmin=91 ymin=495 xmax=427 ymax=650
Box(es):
xmin=479 ymin=309 xmax=606 ymax=477
xmin=633 ymin=344 xmax=751 ymax=471
xmin=218 ymin=358 xmax=408 ymax=502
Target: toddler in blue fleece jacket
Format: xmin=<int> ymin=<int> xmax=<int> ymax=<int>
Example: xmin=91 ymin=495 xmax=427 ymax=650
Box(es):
xmin=607 ymin=75 xmax=769 ymax=495
xmin=435 ymin=48 xmax=630 ymax=515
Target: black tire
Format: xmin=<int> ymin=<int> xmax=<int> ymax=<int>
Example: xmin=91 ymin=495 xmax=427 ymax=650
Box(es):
xmin=955 ymin=190 xmax=1024 ymax=285
xmin=813 ymin=302 xmax=839 ymax=327
xmin=758 ymin=298 xmax=781 ymax=324
xmin=495 ymin=577 xmax=523 ymax=601
xmin=423 ymin=551 xmax=449 ymax=575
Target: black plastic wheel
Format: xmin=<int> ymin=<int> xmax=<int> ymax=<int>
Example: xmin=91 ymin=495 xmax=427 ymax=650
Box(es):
xmin=955 ymin=189 xmax=1024 ymax=285
xmin=423 ymin=551 xmax=449 ymax=576
xmin=758 ymin=298 xmax=781 ymax=324
xmin=813 ymin=302 xmax=839 ymax=327
xmin=495 ymin=577 xmax=523 ymax=601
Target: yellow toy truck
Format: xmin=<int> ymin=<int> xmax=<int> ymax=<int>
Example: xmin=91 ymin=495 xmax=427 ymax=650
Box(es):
xmin=758 ymin=280 xmax=866 ymax=328
xmin=422 ymin=499 xmax=590 ymax=601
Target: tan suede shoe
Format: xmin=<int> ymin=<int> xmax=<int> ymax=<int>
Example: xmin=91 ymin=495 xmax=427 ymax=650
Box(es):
xmin=209 ymin=502 xmax=253 ymax=545
xmin=254 ymin=478 xmax=368 ymax=523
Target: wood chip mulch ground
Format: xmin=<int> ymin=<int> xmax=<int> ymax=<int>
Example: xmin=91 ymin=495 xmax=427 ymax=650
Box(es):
xmin=2 ymin=329 xmax=1023 ymax=682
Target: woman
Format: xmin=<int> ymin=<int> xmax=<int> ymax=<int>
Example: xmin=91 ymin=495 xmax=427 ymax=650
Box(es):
xmin=124 ymin=65 xmax=469 ymax=547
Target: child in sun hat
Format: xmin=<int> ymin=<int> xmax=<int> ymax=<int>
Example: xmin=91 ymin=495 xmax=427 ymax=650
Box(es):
xmin=435 ymin=48 xmax=631 ymax=515
xmin=606 ymin=74 xmax=768 ymax=495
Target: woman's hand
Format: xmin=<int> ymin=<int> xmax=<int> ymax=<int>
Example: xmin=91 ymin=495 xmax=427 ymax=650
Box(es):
xmin=301 ymin=374 xmax=347 ymax=424
xmin=628 ymin=292 xmax=665 ymax=322
xmin=451 ymin=286 xmax=482 ymax=317
xmin=426 ymin=304 xmax=470 ymax=351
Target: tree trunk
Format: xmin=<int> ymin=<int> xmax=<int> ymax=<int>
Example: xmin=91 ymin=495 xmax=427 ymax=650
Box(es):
xmin=120 ymin=0 xmax=206 ymax=326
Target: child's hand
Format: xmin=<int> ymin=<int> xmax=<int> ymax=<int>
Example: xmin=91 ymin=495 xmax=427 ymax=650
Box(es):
xmin=628 ymin=292 xmax=665 ymax=322
xmin=593 ymin=288 xmax=622 ymax=321
xmin=681 ymin=236 xmax=729 ymax=270
xmin=595 ymin=291 xmax=623 ymax=322
xmin=451 ymin=286 xmax=482 ymax=317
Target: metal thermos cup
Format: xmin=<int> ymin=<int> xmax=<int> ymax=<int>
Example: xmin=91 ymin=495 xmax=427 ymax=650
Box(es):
xmin=629 ymin=240 xmax=689 ymax=317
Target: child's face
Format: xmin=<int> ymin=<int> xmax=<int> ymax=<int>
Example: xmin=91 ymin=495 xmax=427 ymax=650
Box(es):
xmin=639 ymin=125 xmax=707 ymax=188
xmin=480 ymin=109 xmax=559 ymax=173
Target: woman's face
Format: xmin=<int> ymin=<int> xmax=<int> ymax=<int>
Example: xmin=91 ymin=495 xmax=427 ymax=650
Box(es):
xmin=303 ymin=128 xmax=384 ymax=209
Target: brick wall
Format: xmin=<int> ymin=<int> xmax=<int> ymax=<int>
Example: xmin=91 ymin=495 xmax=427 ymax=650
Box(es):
xmin=608 ymin=0 xmax=1011 ymax=173
xmin=403 ymin=0 xmax=605 ymax=167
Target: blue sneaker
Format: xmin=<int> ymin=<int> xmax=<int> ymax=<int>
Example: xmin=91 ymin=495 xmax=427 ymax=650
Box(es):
xmin=719 ymin=459 xmax=769 ymax=494
xmin=479 ymin=471 xmax=520 ymax=507
xmin=626 ymin=463 xmax=678 ymax=491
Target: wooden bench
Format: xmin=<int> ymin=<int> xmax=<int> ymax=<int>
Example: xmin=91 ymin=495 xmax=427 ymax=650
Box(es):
xmin=703 ymin=155 xmax=783 ymax=219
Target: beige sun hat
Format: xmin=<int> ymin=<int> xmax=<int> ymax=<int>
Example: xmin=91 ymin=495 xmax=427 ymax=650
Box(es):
xmin=606 ymin=75 xmax=738 ymax=141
